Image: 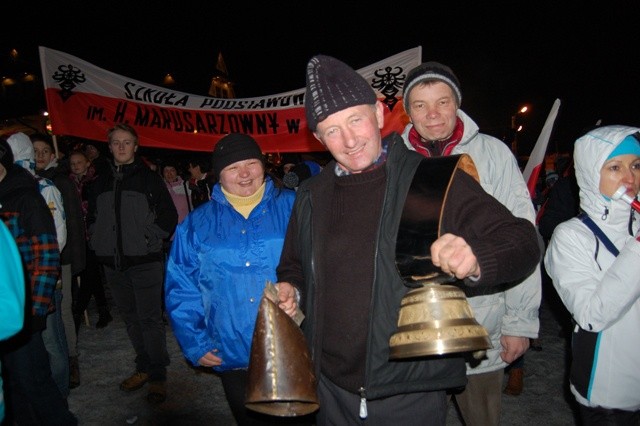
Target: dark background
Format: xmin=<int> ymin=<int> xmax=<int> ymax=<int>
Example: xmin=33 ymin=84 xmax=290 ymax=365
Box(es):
xmin=2 ymin=1 xmax=639 ymax=157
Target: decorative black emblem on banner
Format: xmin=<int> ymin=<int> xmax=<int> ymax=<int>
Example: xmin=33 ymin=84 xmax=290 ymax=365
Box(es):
xmin=371 ymin=66 xmax=405 ymax=111
xmin=51 ymin=64 xmax=86 ymax=102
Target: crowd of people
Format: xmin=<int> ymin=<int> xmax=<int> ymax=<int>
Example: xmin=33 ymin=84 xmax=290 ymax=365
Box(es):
xmin=0 ymin=51 xmax=638 ymax=426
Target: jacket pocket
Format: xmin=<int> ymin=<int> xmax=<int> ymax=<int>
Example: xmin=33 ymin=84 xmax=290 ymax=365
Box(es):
xmin=570 ymin=323 xmax=599 ymax=399
xmin=144 ymin=223 xmax=169 ymax=253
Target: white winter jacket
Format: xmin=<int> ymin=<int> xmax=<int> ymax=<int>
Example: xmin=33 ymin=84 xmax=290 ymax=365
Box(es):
xmin=544 ymin=125 xmax=640 ymax=411
xmin=402 ymin=109 xmax=541 ymax=374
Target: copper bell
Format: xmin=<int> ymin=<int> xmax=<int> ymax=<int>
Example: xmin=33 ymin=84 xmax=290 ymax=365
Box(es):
xmin=245 ymin=296 xmax=319 ymax=417
xmin=390 ymin=154 xmax=492 ymax=359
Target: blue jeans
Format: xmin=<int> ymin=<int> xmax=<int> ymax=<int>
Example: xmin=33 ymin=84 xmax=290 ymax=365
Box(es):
xmin=42 ymin=288 xmax=70 ymax=397
xmin=1 ymin=329 xmax=77 ymax=425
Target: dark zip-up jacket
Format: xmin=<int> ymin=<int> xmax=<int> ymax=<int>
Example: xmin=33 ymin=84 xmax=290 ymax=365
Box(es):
xmin=87 ymin=157 xmax=177 ymax=271
xmin=38 ymin=165 xmax=86 ymax=274
xmin=0 ymin=165 xmax=60 ymax=332
xmin=277 ymin=133 xmax=540 ymax=400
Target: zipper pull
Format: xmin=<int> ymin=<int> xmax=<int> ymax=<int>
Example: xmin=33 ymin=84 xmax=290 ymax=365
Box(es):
xmin=359 ymin=387 xmax=367 ymax=419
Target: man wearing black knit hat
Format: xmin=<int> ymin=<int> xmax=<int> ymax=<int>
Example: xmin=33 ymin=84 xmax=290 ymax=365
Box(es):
xmin=274 ymin=55 xmax=541 ymax=425
xmin=401 ymin=62 xmax=541 ymax=424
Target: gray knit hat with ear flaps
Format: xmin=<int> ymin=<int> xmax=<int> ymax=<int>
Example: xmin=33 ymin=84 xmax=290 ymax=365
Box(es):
xmin=304 ymin=55 xmax=377 ymax=132
xmin=402 ymin=62 xmax=462 ymax=113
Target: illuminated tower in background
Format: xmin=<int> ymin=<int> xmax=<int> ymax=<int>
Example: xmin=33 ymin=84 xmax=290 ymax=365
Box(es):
xmin=208 ymin=52 xmax=235 ymax=99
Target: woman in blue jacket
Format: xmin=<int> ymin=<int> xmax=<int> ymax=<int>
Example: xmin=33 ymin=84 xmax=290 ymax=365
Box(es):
xmin=165 ymin=133 xmax=299 ymax=425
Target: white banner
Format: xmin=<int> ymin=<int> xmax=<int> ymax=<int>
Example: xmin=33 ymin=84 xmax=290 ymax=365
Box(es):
xmin=39 ymin=46 xmax=422 ymax=152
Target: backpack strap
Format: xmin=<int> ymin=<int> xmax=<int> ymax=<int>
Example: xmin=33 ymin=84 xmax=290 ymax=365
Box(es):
xmin=578 ymin=212 xmax=619 ymax=257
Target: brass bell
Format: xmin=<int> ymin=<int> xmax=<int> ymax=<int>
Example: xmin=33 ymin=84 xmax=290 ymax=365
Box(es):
xmin=390 ymin=154 xmax=491 ymax=359
xmin=389 ymin=280 xmax=492 ymax=359
xmin=245 ymin=296 xmax=319 ymax=417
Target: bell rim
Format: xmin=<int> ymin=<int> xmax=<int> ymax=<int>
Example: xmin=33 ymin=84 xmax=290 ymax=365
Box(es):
xmin=245 ymin=401 xmax=320 ymax=417
xmin=388 ymin=335 xmax=492 ymax=359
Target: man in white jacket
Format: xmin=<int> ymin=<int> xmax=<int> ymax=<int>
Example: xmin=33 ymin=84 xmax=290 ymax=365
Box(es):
xmin=401 ymin=62 xmax=541 ymax=425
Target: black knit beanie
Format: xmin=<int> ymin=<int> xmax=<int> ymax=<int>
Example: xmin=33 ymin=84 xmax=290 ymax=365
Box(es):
xmin=0 ymin=136 xmax=14 ymax=172
xmin=402 ymin=62 xmax=462 ymax=112
xmin=211 ymin=133 xmax=264 ymax=178
xmin=305 ymin=55 xmax=377 ymax=132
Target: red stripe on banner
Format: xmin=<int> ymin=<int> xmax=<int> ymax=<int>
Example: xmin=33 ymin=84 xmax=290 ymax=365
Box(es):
xmin=44 ymin=89 xmax=409 ymax=153
xmin=44 ymin=89 xmax=321 ymax=152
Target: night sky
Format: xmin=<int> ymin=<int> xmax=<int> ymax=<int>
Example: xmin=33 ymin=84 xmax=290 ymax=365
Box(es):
xmin=2 ymin=1 xmax=639 ymax=156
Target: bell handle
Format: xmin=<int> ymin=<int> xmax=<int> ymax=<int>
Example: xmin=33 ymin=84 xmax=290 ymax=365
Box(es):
xmin=404 ymin=273 xmax=457 ymax=288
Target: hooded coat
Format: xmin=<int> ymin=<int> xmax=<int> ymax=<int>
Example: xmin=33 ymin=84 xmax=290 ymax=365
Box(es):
xmin=544 ymin=125 xmax=640 ymax=411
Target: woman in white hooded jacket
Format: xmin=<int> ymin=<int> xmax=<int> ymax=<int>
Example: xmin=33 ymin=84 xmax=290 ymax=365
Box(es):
xmin=544 ymin=125 xmax=640 ymax=424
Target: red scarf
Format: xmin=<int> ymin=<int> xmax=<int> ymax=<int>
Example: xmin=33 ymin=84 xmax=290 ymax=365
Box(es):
xmin=407 ymin=117 xmax=464 ymax=157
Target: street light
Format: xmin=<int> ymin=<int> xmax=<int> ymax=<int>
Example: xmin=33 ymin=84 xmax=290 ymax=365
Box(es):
xmin=511 ymin=105 xmax=529 ymax=156
xmin=162 ymin=73 xmax=176 ymax=86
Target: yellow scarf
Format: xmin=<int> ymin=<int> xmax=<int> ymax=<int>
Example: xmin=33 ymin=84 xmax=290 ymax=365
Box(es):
xmin=221 ymin=182 xmax=266 ymax=219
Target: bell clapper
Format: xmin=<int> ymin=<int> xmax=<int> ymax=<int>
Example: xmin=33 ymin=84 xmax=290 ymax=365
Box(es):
xmin=472 ymin=350 xmax=486 ymax=360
